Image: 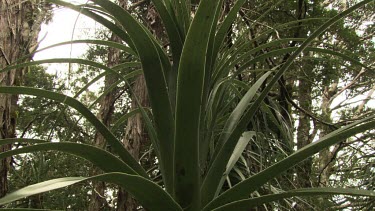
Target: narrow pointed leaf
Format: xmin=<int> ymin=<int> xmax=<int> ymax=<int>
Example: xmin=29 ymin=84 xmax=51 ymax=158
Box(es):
xmin=112 ymin=108 xmax=143 ymax=131
xmin=204 ymin=117 xmax=375 ymax=210
xmin=0 ymin=142 xmax=136 ymax=175
xmin=174 ymin=0 xmax=224 ymax=208
xmin=36 ymin=39 xmax=136 ymax=56
xmin=47 ymin=0 xmax=135 ymax=50
xmin=213 ymin=188 xmax=375 ymax=211
xmin=0 ymin=138 xmax=46 ymax=146
xmin=151 ymin=0 xmax=183 ymax=65
xmin=201 ymin=72 xmax=271 ymax=204
xmin=0 ymin=173 xmax=182 ymax=211
xmin=0 ymin=86 xmax=147 ymax=177
xmin=211 ymin=0 xmax=246 ymax=66
xmin=202 ymin=1 xmax=372 ymax=207
xmin=215 ymin=131 xmax=256 ymax=197
xmin=80 ymin=0 xmax=176 ymax=194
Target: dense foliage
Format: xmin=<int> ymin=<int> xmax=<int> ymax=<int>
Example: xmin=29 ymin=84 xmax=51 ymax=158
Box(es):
xmin=0 ymin=0 xmax=374 ymax=210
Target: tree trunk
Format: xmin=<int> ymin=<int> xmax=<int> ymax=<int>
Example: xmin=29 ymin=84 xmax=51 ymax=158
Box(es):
xmin=88 ymin=34 xmax=122 ymax=210
xmin=318 ymin=83 xmax=338 ymax=186
xmin=116 ymin=2 xmax=161 ymax=210
xmin=116 ymin=75 xmax=149 ymax=211
xmin=0 ymin=0 xmax=48 ymax=198
xmin=296 ymin=86 xmax=313 ymax=183
xmin=294 ymin=62 xmax=313 ymax=210
xmin=295 ymin=59 xmax=313 ymax=189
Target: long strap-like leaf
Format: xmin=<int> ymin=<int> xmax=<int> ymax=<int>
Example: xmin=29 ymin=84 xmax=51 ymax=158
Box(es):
xmin=47 ymin=0 xmax=135 ymax=50
xmin=0 ymin=138 xmax=46 ymax=146
xmin=0 ymin=141 xmax=136 ymax=175
xmin=212 ymin=188 xmax=375 ymax=211
xmin=0 ymin=173 xmax=182 ymax=211
xmin=0 ymin=87 xmax=147 ymax=177
xmin=174 ymin=0 xmax=224 ymax=209
xmin=204 ymin=117 xmax=375 ymax=210
xmin=36 ymin=39 xmax=136 ymax=56
xmin=211 ymin=0 xmax=246 ymax=69
xmin=201 ymin=0 xmax=373 ymax=208
xmin=90 ymin=0 xmax=176 ymax=194
xmin=151 ymin=0 xmax=183 ymax=65
xmin=201 ymin=72 xmax=271 ymax=204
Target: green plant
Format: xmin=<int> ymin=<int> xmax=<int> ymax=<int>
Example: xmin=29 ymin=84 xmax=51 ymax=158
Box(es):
xmin=1 ymin=0 xmax=374 ymax=210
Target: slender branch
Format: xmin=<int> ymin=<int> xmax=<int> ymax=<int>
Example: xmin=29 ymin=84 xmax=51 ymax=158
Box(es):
xmin=355 ymin=83 xmax=375 ymax=115
xmin=129 ymin=0 xmax=148 ymax=10
xmin=20 ymin=116 xmax=38 ymax=138
xmin=278 ymin=80 xmax=338 ymax=129
xmin=328 ymin=68 xmax=366 ymax=105
xmin=0 ymin=46 xmax=11 ymax=65
xmin=318 ymin=142 xmax=342 ymax=185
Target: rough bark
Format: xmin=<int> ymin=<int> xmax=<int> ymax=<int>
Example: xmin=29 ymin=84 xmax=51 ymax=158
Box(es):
xmin=116 ymin=2 xmax=160 ymax=210
xmin=117 ymin=75 xmax=149 ymax=211
xmin=296 ymin=84 xmax=313 ymax=181
xmin=295 ymin=58 xmax=313 ymax=189
xmin=88 ymin=0 xmax=130 ymax=209
xmin=318 ymin=83 xmax=338 ymax=186
xmin=88 ymin=34 xmax=122 ymax=210
xmin=0 ymin=0 xmax=48 ymax=198
xmin=294 ymin=63 xmax=313 ymax=210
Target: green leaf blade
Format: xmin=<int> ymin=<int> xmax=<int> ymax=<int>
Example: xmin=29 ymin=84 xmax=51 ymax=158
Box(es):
xmin=0 ymin=173 xmax=183 ymax=211
xmin=0 ymin=142 xmax=136 ymax=175
xmin=213 ymin=188 xmax=375 ymax=211
xmin=174 ymin=0 xmax=224 ymax=209
xmin=91 ymin=0 xmax=176 ymax=194
xmin=0 ymin=86 xmax=147 ymax=177
xmin=204 ymin=118 xmax=375 ymax=210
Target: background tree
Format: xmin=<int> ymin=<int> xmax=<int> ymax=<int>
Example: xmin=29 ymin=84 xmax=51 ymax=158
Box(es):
xmin=7 ymin=65 xmax=92 ymax=209
xmin=0 ymin=0 xmax=50 ymax=199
